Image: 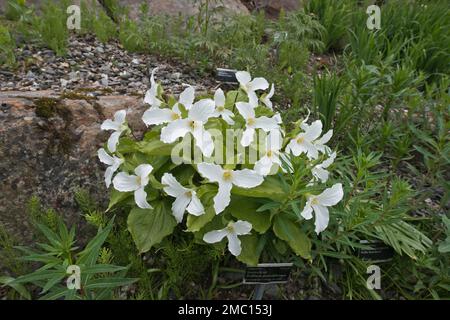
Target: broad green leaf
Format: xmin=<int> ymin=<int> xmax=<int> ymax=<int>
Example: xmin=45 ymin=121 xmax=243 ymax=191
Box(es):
xmin=77 ymin=218 xmax=114 ymax=267
xmin=187 ymin=207 xmax=215 ymax=232
xmin=232 ymin=176 xmax=287 ymax=202
xmin=127 ymin=201 xmax=177 ymax=253
xmin=228 ymin=197 xmax=271 ymax=233
xmin=273 ymin=215 xmax=311 ymax=259
xmin=138 ymin=139 xmax=174 ymax=156
xmin=107 ymin=189 xmax=131 ymax=211
xmin=236 ymin=234 xmax=261 ymax=266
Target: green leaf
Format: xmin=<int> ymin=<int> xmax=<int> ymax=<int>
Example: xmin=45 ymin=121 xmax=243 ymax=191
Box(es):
xmin=127 ymin=201 xmax=177 ymax=253
xmin=138 ymin=139 xmax=174 ymax=156
xmin=0 ymin=276 xmax=31 ymax=300
xmin=83 ymin=277 xmax=138 ymax=289
xmin=78 ymin=218 xmax=114 ymax=267
xmin=228 ymin=197 xmax=271 ymax=233
xmin=107 ymin=189 xmax=131 ymax=211
xmin=236 ymin=234 xmax=261 ymax=266
xmin=273 ymin=215 xmax=311 ymax=259
xmin=232 ymin=176 xmax=287 ymax=202
xmin=187 ymin=207 xmax=215 ymax=232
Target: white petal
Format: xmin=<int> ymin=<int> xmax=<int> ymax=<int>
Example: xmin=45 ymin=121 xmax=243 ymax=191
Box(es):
xmin=285 ymin=139 xmax=304 ymax=156
xmin=312 ymin=166 xmax=329 ymax=183
xmin=203 ymin=229 xmax=228 ymax=244
xmin=186 ymin=193 xmax=205 ymax=216
xmin=114 ymin=110 xmax=126 ymax=124
xmin=161 ymin=173 xmax=186 ymax=197
xmin=134 ymin=164 xmax=153 ymax=180
xmin=254 ymin=156 xmax=273 ymax=176
xmin=144 ymin=90 xmax=162 ymax=108
xmin=254 ymin=116 xmax=279 ymax=131
xmin=236 ymin=71 xmax=251 ymax=86
xmin=189 ymin=99 xmax=215 ymax=122
xmin=101 ymin=119 xmax=120 ymax=131
xmin=192 ymin=127 xmax=214 ymax=157
xmin=142 ymin=108 xmax=173 ymax=126
xmin=241 ymin=127 xmax=255 ymax=147
xmin=248 ymin=91 xmax=259 ymax=107
xmin=214 ymin=182 xmax=232 ymax=214
xmin=236 ymin=102 xmax=255 ymax=120
xmin=321 ymin=151 xmax=336 ymax=168
xmin=221 ymin=109 xmax=235 ymax=125
xmin=171 ymin=194 xmax=190 ymax=223
xmin=267 ymin=130 xmax=282 ymax=151
xmin=312 ymin=204 xmax=329 ymax=234
xmin=179 ymin=86 xmax=195 ymax=109
xmin=232 ymin=169 xmax=264 ymax=188
xmin=227 ymin=233 xmax=242 ymax=256
xmin=317 ymin=183 xmax=343 ymax=206
xmin=316 ymin=129 xmax=333 ymax=145
xmin=197 ymin=163 xmax=223 ymax=183
xmin=160 ymin=119 xmax=190 ymax=143
xmin=134 ymin=187 xmax=152 ymax=209
xmin=98 ymin=148 xmax=114 ymax=166
xmin=304 ymin=140 xmax=319 ymax=160
xmin=301 ymin=203 xmax=313 ymax=220
xmin=104 ymin=167 xmax=114 ymax=188
xmin=304 ymin=120 xmax=322 ymax=141
xmin=232 ymin=220 xmax=252 ymax=235
xmin=107 ymin=131 xmax=122 ymax=153
xmin=113 ymin=172 xmax=139 ymax=192
xmin=214 ymin=88 xmax=225 ymax=107
xmin=248 ymin=77 xmax=269 ymax=91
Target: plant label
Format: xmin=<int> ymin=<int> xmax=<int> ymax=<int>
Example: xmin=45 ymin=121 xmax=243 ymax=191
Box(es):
xmin=244 ymin=263 xmax=293 ymax=284
xmin=216 ymin=68 xmax=238 ymax=83
xmin=357 ymin=240 xmax=394 ymax=262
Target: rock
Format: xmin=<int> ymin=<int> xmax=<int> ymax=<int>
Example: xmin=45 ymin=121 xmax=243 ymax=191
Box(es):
xmin=252 ymin=0 xmax=302 ymax=18
xmin=0 ymin=90 xmax=147 ymax=248
xmin=115 ymin=0 xmax=249 ymax=20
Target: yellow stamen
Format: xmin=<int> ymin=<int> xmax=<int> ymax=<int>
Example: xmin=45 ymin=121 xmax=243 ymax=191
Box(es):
xmin=267 ymin=150 xmax=273 ymax=157
xmin=217 ymin=106 xmax=225 ymax=112
xmin=171 ymin=112 xmax=180 ymax=120
xmin=247 ymin=118 xmax=256 ymax=126
xmin=311 ymin=197 xmax=319 ymax=205
xmin=223 ymin=170 xmax=233 ymax=181
xmin=296 ymin=136 xmax=304 ymax=144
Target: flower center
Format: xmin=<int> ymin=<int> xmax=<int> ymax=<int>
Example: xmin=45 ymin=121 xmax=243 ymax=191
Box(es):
xmin=171 ymin=112 xmax=180 ymax=120
xmin=136 ymin=176 xmax=142 ymax=185
xmin=311 ymin=197 xmax=319 ymax=205
xmin=223 ymin=170 xmax=233 ymax=181
xmin=247 ymin=118 xmax=256 ymax=126
xmin=185 ymin=191 xmax=192 ymax=198
xmin=226 ymin=223 xmax=235 ymax=233
xmin=267 ymin=150 xmax=273 ymax=157
xmin=190 ymin=121 xmax=197 ymax=129
xmin=296 ymin=136 xmax=305 ymax=144
xmin=217 ymin=106 xmax=225 ymax=112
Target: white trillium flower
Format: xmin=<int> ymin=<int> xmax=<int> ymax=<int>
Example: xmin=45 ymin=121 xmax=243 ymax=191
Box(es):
xmin=236 ymin=101 xmax=280 ymax=147
xmin=301 ymin=183 xmax=343 ymax=234
xmin=212 ymin=88 xmax=234 ymax=125
xmin=254 ymin=131 xmax=282 ymax=176
xmin=175 ymin=86 xmax=195 ymax=110
xmin=197 ymin=163 xmax=264 ymax=214
xmin=261 ymin=84 xmax=275 ymax=110
xmin=203 ymin=220 xmax=252 ymax=256
xmin=144 ymin=68 xmax=163 ymax=108
xmin=113 ymin=164 xmax=154 ymax=209
xmin=142 ymin=104 xmax=182 ymax=126
xmin=285 ymin=120 xmax=323 ymax=159
xmin=311 ymin=152 xmax=336 ymax=183
xmin=101 ymin=109 xmax=127 ymax=153
xmin=161 ymin=173 xmax=204 ymax=223
xmin=236 ymin=71 xmax=269 ymax=106
xmin=97 ymin=148 xmax=123 ymax=188
xmin=160 ymin=98 xmax=215 ymax=157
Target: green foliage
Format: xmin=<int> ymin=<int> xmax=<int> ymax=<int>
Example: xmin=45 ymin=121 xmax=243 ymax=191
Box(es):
xmin=4 ymin=217 xmax=137 ymax=300
xmin=0 ymin=24 xmax=16 ymax=67
xmin=33 ymin=1 xmax=68 ymax=56
xmin=93 ymin=9 xmax=116 ymax=43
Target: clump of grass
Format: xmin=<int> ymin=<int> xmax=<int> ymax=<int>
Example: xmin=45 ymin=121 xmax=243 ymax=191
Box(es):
xmin=0 ymin=24 xmax=16 ymax=67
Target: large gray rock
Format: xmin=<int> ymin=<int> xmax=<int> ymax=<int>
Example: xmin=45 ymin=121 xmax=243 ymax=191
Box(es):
xmin=0 ymin=90 xmax=147 ymax=243
xmin=115 ymin=0 xmax=249 ymax=19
